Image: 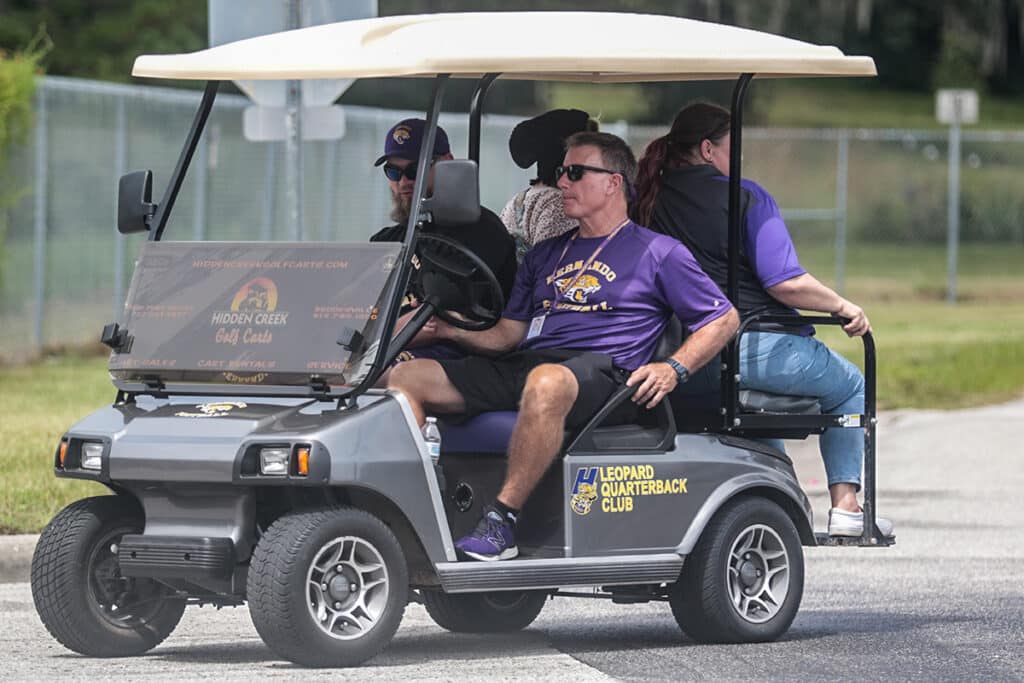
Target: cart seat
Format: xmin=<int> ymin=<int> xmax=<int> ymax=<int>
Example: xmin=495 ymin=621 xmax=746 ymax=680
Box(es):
xmin=438 ymin=411 xmax=667 ymax=454
xmin=738 ymin=390 xmax=821 ymax=415
xmin=438 ymin=315 xmax=687 ymax=454
xmin=439 ymin=411 xmax=518 ymax=453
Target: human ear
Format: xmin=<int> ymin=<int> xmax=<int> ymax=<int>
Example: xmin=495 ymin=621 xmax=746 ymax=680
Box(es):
xmin=701 ymin=139 xmax=714 ymax=163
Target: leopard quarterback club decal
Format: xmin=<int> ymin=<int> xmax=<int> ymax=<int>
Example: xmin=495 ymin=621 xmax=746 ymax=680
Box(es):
xmin=570 ymin=465 xmax=688 ymax=514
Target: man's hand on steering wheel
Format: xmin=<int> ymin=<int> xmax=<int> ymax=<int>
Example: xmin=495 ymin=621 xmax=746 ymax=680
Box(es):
xmin=413 ymin=233 xmax=504 ymax=332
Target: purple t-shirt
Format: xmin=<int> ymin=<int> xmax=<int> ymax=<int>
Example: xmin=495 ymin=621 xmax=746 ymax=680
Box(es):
xmin=504 ymin=222 xmax=733 ymax=370
xmin=715 ymin=177 xmax=806 ymax=288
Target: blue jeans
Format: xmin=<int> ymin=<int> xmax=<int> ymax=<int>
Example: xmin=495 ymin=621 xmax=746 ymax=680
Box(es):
xmin=685 ymin=331 xmax=865 ymax=488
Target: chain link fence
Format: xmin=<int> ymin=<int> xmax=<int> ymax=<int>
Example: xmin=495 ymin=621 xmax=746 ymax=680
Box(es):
xmin=2 ymin=76 xmax=1023 ymax=363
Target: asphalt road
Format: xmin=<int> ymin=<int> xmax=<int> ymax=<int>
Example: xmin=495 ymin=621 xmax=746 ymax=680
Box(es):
xmin=3 ymin=400 xmax=1022 ymax=681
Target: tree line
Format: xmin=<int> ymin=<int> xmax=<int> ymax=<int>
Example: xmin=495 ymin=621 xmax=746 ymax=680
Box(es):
xmin=0 ymin=0 xmax=1020 ymax=120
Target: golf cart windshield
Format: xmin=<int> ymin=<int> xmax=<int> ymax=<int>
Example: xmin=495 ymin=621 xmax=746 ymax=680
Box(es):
xmin=109 ymin=240 xmax=400 ymax=395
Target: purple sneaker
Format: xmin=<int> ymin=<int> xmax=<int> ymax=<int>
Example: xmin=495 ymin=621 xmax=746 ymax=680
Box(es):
xmin=455 ymin=507 xmax=518 ymax=561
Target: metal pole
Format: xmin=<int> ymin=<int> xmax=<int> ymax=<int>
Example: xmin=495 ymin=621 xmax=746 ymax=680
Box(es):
xmin=32 ymin=87 xmax=48 ymax=350
xmin=113 ymin=96 xmax=127 ymax=318
xmin=321 ymin=139 xmax=338 ymax=241
xmin=261 ymin=144 xmax=276 ymax=240
xmin=151 ymin=81 xmax=220 ymax=241
xmin=947 ymin=119 xmax=961 ymax=304
xmin=468 ymin=73 xmax=499 ymax=163
xmin=192 ymin=133 xmax=208 ymax=241
xmin=835 ymin=129 xmax=849 ymax=295
xmin=284 ymin=0 xmax=303 ymax=240
xmin=724 ymin=73 xmax=754 ymax=431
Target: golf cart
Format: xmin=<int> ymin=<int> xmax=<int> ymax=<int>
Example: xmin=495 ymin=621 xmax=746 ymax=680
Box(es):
xmin=30 ymin=12 xmax=893 ymax=668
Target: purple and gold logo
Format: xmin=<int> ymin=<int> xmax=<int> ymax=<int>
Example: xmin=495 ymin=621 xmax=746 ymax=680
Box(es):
xmin=570 ymin=467 xmax=599 ymax=515
xmin=392 ymin=125 xmax=413 ymax=145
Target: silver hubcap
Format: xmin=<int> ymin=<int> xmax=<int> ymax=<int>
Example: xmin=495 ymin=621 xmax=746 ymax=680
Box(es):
xmin=306 ymin=536 xmax=389 ymax=640
xmin=727 ymin=524 xmax=790 ymax=624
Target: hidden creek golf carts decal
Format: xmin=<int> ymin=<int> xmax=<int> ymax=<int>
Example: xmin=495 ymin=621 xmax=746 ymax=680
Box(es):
xmin=108 ymin=242 xmax=401 ymax=387
xmin=570 ymin=465 xmax=689 ymax=515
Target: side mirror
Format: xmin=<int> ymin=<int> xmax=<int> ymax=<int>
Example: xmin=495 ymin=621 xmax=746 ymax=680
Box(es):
xmin=117 ymin=170 xmax=156 ymax=234
xmin=423 ymin=160 xmax=480 ymax=225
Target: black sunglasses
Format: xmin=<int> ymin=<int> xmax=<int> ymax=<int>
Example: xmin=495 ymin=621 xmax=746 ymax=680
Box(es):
xmin=382 ymin=161 xmax=420 ymax=182
xmin=555 ymin=164 xmax=621 ymax=182
xmin=382 ymin=157 xmax=439 ymax=182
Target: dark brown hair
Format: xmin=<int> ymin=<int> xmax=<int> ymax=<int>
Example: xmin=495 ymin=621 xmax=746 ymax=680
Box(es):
xmin=632 ymin=102 xmax=730 ymax=225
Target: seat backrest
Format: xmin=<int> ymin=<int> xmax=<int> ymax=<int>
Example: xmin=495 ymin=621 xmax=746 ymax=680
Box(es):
xmin=652 ymin=316 xmax=684 ymax=361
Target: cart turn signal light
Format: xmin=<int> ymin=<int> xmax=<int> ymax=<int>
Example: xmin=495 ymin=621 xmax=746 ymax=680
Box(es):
xmin=296 ymin=446 xmax=310 ymax=476
xmin=58 ymin=441 xmax=68 ymax=469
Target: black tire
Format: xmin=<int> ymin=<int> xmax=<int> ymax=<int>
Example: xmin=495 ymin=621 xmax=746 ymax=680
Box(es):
xmin=30 ymin=495 xmax=187 ymax=657
xmin=670 ymin=496 xmax=804 ymax=643
xmin=421 ymin=589 xmax=548 ymax=633
xmin=247 ymin=508 xmax=408 ymax=668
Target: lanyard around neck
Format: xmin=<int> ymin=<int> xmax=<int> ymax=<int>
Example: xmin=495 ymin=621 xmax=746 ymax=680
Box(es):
xmin=549 ymin=218 xmax=629 ymax=304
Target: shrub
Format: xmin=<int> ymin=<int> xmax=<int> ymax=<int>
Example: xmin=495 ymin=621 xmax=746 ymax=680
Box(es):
xmin=0 ymin=35 xmax=47 ymax=282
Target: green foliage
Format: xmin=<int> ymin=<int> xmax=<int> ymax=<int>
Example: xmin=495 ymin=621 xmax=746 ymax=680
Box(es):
xmin=0 ymin=34 xmax=46 ymax=285
xmin=0 ymin=353 xmax=110 ymax=534
xmin=0 ymin=0 xmax=206 ymax=84
xmin=932 ymin=28 xmax=986 ymax=90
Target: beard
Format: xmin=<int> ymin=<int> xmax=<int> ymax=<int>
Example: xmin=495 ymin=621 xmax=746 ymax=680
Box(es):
xmin=389 ymin=192 xmax=412 ymax=225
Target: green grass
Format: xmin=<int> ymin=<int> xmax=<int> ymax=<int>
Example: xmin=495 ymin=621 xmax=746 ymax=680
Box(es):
xmin=2 ymin=244 xmax=1023 ymax=533
xmin=0 ymin=353 xmax=111 ymax=533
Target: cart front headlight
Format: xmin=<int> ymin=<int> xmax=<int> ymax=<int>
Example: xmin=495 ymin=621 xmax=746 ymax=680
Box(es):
xmin=81 ymin=442 xmax=104 ymax=471
xmin=259 ymin=447 xmax=290 ymax=476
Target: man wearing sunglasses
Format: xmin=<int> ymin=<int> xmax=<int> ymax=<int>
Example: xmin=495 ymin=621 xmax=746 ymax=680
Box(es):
xmin=389 ymin=131 xmax=739 ymax=561
xmin=370 ymin=118 xmax=518 ymax=364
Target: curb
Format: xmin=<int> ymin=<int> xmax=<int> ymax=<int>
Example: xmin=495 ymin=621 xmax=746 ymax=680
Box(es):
xmin=0 ymin=535 xmax=38 ymax=584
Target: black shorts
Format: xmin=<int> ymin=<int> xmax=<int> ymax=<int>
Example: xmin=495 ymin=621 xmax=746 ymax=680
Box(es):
xmin=437 ymin=349 xmax=634 ymax=428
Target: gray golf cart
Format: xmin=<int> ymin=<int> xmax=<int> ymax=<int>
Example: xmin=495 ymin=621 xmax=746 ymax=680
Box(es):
xmin=30 ymin=12 xmax=893 ymax=668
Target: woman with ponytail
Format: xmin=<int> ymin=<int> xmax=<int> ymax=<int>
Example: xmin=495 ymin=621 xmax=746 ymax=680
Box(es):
xmin=634 ymin=101 xmax=893 ymax=539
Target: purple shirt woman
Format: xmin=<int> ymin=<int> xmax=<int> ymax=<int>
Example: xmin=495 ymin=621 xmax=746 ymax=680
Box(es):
xmin=633 ymin=102 xmax=893 ymax=539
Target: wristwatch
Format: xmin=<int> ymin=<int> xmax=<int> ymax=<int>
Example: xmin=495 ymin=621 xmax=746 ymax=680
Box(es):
xmin=664 ymin=358 xmax=690 ymax=383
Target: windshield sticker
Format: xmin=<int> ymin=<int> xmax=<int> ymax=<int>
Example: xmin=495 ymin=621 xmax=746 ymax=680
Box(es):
xmin=174 ymin=401 xmax=248 ymax=418
xmin=570 ymin=465 xmax=688 ymax=515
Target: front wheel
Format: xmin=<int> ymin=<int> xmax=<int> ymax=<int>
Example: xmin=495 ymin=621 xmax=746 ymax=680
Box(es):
xmin=670 ymin=496 xmax=804 ymax=643
xmin=247 ymin=508 xmax=408 ymax=668
xmin=421 ymin=589 xmax=548 ymax=632
xmin=31 ymin=495 xmax=187 ymax=656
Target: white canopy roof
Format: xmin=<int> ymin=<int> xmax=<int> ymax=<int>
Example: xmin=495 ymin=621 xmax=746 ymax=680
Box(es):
xmin=132 ymin=11 xmax=876 ymax=83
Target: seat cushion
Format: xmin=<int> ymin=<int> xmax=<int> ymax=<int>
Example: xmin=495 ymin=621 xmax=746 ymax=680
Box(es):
xmin=738 ymin=390 xmax=821 ymax=415
xmin=438 ymin=411 xmax=518 ymax=453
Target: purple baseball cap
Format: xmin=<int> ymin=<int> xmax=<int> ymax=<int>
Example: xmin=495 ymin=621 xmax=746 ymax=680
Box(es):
xmin=373 ymin=118 xmax=451 ymax=166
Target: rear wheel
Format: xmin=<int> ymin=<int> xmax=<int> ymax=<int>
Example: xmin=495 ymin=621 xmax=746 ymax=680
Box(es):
xmin=31 ymin=496 xmax=186 ymax=656
xmin=670 ymin=496 xmax=803 ymax=643
xmin=247 ymin=508 xmax=408 ymax=667
xmin=421 ymin=589 xmax=548 ymax=632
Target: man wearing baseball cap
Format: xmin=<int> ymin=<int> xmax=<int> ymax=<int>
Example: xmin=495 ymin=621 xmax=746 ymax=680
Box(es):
xmin=370 ymin=118 xmax=518 ymax=366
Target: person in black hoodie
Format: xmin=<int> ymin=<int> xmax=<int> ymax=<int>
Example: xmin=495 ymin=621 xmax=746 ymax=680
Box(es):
xmin=633 ymin=101 xmax=892 ymax=539
xmin=371 ymin=118 xmax=517 ymax=364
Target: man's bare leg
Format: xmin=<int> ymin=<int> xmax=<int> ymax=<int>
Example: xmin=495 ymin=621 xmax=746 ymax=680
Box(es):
xmin=387 ymin=359 xmax=466 ymax=425
xmin=497 ymin=364 xmax=578 ymax=509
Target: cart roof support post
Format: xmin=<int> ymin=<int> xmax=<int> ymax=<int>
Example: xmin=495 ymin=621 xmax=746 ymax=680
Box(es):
xmin=723 ymin=73 xmax=754 ymax=429
xmin=151 ymin=81 xmax=220 ymax=241
xmin=351 ymin=74 xmax=450 ymax=397
xmin=468 ymin=73 xmax=500 ymax=164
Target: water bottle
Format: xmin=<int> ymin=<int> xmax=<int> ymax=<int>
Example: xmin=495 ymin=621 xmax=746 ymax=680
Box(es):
xmin=423 ymin=417 xmax=442 ymax=465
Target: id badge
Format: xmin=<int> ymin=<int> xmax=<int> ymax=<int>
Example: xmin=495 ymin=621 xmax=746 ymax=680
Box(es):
xmin=527 ymin=313 xmax=546 ymax=340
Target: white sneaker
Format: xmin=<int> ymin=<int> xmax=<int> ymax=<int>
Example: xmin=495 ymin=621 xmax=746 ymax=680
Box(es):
xmin=827 ymin=508 xmax=894 ymax=537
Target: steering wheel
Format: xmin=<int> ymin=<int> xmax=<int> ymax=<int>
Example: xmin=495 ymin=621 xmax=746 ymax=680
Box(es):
xmin=412 ymin=232 xmax=504 ymax=331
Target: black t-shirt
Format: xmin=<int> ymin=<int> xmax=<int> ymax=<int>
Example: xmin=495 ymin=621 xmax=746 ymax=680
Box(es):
xmin=370 ymin=207 xmax=518 ymax=308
